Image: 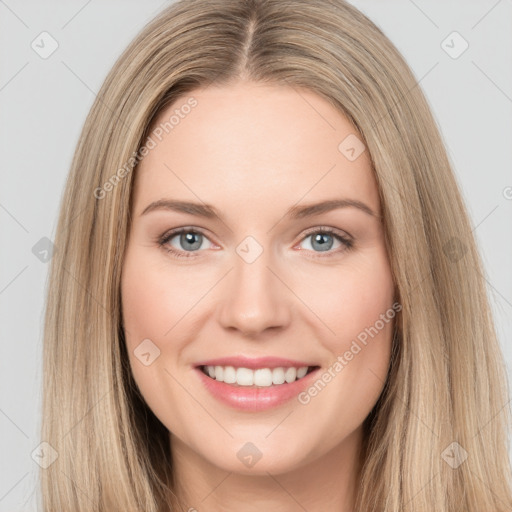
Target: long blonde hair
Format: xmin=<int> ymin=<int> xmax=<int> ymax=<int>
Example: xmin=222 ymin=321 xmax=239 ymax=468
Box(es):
xmin=40 ymin=0 xmax=512 ymax=510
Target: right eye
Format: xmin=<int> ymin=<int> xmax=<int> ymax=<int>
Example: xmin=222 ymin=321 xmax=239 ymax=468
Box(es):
xmin=158 ymin=228 xmax=215 ymax=258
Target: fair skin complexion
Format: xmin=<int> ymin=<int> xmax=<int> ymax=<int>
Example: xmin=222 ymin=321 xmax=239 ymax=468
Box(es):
xmin=121 ymin=80 xmax=396 ymax=512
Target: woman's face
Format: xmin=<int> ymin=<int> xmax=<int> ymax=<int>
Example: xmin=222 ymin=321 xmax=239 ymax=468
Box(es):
xmin=121 ymin=80 xmax=396 ymax=476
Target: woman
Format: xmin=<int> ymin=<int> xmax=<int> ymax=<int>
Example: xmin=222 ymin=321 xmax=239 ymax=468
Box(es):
xmin=39 ymin=0 xmax=512 ymax=510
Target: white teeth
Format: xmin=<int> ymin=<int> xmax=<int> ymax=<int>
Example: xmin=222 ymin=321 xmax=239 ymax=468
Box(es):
xmin=254 ymin=368 xmax=273 ymax=387
xmin=204 ymin=365 xmax=311 ymax=386
xmin=285 ymin=367 xmax=297 ymax=383
xmin=223 ymin=366 xmax=236 ymax=384
xmin=214 ymin=365 xmax=224 ymax=381
xmin=297 ymin=367 xmax=308 ymax=379
xmin=236 ymin=367 xmax=254 ymax=386
xmin=272 ymin=367 xmax=285 ymax=384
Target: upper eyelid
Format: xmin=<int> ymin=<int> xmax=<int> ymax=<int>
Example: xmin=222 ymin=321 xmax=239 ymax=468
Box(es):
xmin=300 ymin=225 xmax=352 ymax=240
xmin=161 ymin=226 xmax=215 ymax=244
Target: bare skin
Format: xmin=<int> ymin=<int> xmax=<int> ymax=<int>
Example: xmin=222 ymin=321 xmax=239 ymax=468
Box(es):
xmin=120 ymin=80 xmax=396 ymax=512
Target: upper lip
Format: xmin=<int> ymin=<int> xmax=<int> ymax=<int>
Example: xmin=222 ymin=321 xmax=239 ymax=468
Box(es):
xmin=194 ymin=356 xmax=319 ymax=370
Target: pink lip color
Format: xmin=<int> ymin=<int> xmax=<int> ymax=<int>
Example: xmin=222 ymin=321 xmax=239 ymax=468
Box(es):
xmin=194 ymin=366 xmax=321 ymax=411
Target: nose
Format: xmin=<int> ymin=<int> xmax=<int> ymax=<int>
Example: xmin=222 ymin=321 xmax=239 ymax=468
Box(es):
xmin=217 ymin=247 xmax=292 ymax=337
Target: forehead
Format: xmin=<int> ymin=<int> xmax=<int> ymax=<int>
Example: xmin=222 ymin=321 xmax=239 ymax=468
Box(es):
xmin=133 ymin=81 xmax=379 ymax=218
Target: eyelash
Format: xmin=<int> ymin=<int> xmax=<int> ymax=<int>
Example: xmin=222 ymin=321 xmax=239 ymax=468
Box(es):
xmin=157 ymin=226 xmax=354 ymax=260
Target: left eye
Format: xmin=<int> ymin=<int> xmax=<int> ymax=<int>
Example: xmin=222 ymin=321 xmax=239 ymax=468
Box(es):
xmin=298 ymin=230 xmax=350 ymax=253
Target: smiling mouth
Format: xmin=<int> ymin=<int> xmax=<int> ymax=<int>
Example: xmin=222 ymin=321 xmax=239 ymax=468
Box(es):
xmin=198 ymin=365 xmax=320 ymax=387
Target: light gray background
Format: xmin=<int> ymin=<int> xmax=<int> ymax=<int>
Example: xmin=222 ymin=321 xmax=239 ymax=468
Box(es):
xmin=1 ymin=1 xmax=511 ymax=510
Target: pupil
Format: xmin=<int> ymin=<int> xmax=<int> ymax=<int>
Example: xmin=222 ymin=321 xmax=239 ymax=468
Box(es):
xmin=312 ymin=233 xmax=333 ymax=252
xmin=181 ymin=232 xmax=201 ymax=250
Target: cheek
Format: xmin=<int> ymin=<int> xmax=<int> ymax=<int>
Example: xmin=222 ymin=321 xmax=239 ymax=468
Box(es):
xmin=121 ymin=249 xmax=186 ymax=343
xmin=294 ymin=247 xmax=396 ymax=421
xmin=296 ymin=246 xmax=395 ymax=345
xmin=120 ymin=249 xmax=178 ymax=387
xmin=337 ymin=262 xmax=395 ymax=343
xmin=120 ymin=249 xmax=190 ymax=428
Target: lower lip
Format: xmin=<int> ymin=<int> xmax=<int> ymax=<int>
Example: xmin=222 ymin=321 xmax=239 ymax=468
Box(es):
xmin=194 ymin=367 xmax=320 ymax=411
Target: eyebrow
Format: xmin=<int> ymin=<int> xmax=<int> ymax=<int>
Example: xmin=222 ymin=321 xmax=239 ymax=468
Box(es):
xmin=139 ymin=198 xmax=379 ymax=220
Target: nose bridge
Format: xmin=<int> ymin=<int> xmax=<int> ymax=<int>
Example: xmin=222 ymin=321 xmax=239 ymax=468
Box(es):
xmin=217 ymin=236 xmax=291 ymax=335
